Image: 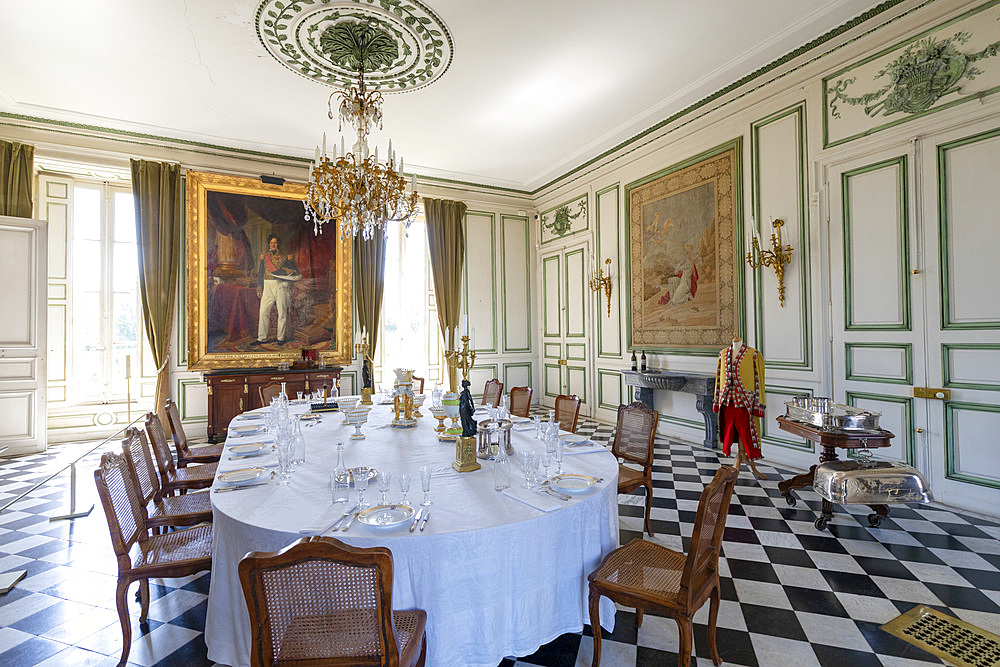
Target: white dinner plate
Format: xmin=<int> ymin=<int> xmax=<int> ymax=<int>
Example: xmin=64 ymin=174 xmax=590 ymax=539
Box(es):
xmin=299 ymin=413 xmax=321 ymax=421
xmin=228 ymin=443 xmax=269 ymax=456
xmin=230 ymin=425 xmax=263 ymax=435
xmin=357 ymin=504 xmax=415 ymax=527
xmin=558 ymin=433 xmax=588 ymax=446
xmin=510 ymin=416 xmax=531 ymax=424
xmin=218 ymin=468 xmax=266 ymax=484
xmin=238 ymin=413 xmax=264 ymax=421
xmin=549 ymin=473 xmax=600 ymax=493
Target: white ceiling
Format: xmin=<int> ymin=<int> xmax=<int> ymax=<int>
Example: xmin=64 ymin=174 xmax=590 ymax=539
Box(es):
xmin=0 ymin=0 xmax=883 ymax=191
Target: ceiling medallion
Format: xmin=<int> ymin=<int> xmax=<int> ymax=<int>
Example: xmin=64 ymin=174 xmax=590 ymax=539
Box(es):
xmin=255 ymin=0 xmax=454 ymax=92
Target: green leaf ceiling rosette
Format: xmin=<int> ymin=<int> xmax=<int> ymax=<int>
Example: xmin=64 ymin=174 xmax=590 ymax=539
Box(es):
xmin=255 ymin=0 xmax=454 ymax=92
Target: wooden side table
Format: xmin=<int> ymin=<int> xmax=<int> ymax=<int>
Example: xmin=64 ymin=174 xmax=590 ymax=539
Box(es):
xmin=775 ymin=416 xmax=895 ymax=530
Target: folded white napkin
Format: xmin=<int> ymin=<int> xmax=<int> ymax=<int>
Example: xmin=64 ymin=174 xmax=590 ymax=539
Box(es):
xmin=563 ymin=442 xmax=607 ymax=455
xmin=299 ymin=504 xmax=349 ymax=534
xmin=500 ymin=486 xmax=560 ymax=512
xmin=219 ymin=462 xmax=277 ymax=473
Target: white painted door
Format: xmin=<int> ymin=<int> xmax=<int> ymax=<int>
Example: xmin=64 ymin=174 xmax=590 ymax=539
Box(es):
xmin=0 ymin=215 xmax=48 ymax=455
xmin=540 ymin=239 xmax=591 ymax=415
xmin=920 ymin=121 xmax=1000 ymax=512
xmin=827 ymin=144 xmax=927 ymax=468
xmin=826 ymin=126 xmax=1000 ymax=515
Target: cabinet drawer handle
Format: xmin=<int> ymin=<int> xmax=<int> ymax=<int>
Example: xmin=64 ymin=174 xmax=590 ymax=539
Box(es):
xmin=270 ymin=376 xmax=285 ymax=381
xmin=316 ymin=374 xmax=331 ymax=379
xmin=221 ymin=379 xmax=237 ymax=383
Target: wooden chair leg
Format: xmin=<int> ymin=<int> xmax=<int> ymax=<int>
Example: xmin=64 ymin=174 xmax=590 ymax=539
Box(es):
xmin=115 ymin=578 xmax=132 ymax=667
xmin=643 ymin=482 xmax=654 ymax=536
xmin=708 ymin=586 xmax=722 ymax=665
xmin=139 ymin=578 xmax=150 ymax=622
xmin=676 ymin=617 xmax=693 ymax=667
xmin=636 ymin=607 xmax=644 ymax=628
xmin=589 ymin=586 xmax=603 ymax=667
xmin=416 ymin=632 xmax=426 ymax=667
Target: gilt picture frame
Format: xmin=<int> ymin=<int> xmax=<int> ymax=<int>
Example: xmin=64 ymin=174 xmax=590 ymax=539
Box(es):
xmin=625 ymin=139 xmax=744 ymax=354
xmin=185 ymin=170 xmax=353 ymax=370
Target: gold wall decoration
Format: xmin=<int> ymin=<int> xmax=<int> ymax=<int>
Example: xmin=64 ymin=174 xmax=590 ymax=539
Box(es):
xmin=626 ymin=139 xmax=744 ymax=353
xmin=185 ymin=170 xmax=353 ymax=370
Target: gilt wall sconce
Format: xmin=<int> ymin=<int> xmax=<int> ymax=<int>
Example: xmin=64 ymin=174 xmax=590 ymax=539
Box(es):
xmin=589 ymin=257 xmax=613 ymax=316
xmin=746 ymin=218 xmax=793 ymax=307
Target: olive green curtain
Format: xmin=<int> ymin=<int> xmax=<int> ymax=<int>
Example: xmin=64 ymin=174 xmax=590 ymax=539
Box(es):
xmin=424 ymin=197 xmax=467 ymax=389
xmin=353 ymin=232 xmax=387 ymax=355
xmin=131 ymin=159 xmax=181 ymax=426
xmin=0 ymin=140 xmax=35 ymax=218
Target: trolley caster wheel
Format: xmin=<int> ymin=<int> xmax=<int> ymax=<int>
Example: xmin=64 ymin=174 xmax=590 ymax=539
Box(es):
xmin=784 ymin=494 xmax=797 ymax=507
xmin=867 ymin=513 xmax=883 ymax=528
xmin=814 ymin=517 xmax=829 ymax=531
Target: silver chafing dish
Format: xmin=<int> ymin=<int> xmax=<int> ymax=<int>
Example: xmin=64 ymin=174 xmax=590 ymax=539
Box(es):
xmin=785 ymin=397 xmax=881 ymax=431
xmin=476 ymin=419 xmax=514 ymax=459
xmin=813 ymin=460 xmax=933 ymax=505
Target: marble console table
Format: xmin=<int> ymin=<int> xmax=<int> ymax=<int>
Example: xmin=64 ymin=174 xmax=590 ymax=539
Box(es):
xmin=621 ymin=370 xmax=718 ymax=449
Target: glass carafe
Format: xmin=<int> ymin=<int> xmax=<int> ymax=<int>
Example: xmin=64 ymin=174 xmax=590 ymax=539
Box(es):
xmin=493 ymin=438 xmax=511 ymax=491
xmin=331 ymin=442 xmax=349 ymax=504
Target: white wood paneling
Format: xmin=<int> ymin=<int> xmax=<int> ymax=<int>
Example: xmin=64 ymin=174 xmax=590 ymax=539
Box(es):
xmin=939 ymin=135 xmax=1000 ymax=326
xmin=945 ymin=346 xmax=1000 ymax=389
xmin=843 ymin=162 xmax=908 ymax=328
xmin=0 ymin=226 xmax=36 ymax=346
xmin=595 ymin=185 xmax=622 ymax=359
xmin=948 ymin=405 xmax=1000 ymax=485
xmin=0 ymin=359 xmax=36 ymax=381
xmin=465 ymin=211 xmax=497 ymax=353
xmin=846 ymin=393 xmax=912 ymax=464
xmin=542 ymin=255 xmax=560 ymax=338
xmin=501 ymin=215 xmax=530 ymax=352
xmin=0 ymin=392 xmax=34 ymax=439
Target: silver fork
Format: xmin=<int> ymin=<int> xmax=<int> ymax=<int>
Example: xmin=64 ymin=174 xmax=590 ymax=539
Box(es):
xmin=330 ymin=504 xmax=358 ymax=532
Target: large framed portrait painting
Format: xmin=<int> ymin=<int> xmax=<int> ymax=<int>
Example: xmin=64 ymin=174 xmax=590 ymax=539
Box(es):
xmin=626 ymin=139 xmax=744 ymax=353
xmin=185 ymin=171 xmax=352 ymax=370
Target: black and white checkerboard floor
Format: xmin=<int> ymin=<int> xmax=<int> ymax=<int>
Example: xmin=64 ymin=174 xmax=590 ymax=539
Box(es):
xmin=2 ymin=418 xmax=999 ymax=666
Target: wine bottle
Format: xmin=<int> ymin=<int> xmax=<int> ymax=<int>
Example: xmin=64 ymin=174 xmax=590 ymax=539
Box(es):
xmin=640 ymin=350 xmax=647 ymax=372
xmin=630 ymin=351 xmax=637 ymax=371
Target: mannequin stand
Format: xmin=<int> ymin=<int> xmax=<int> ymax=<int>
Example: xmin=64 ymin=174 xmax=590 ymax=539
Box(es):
xmin=731 ymin=441 xmax=766 ymax=479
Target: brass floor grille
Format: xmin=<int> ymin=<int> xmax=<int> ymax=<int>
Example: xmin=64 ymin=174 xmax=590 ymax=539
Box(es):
xmin=882 ymin=605 xmax=1000 ymax=667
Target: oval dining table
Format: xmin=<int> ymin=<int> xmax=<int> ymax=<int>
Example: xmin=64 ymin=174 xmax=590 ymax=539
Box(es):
xmin=204 ymin=399 xmax=619 ymax=667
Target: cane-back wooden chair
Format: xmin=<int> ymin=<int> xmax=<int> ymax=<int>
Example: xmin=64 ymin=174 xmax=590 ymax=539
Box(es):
xmin=165 ymin=398 xmax=222 ymax=467
xmin=412 ymin=376 xmax=425 ymax=394
xmin=258 ymin=382 xmax=282 ymax=407
xmin=554 ymin=394 xmax=582 ymax=433
xmin=121 ymin=428 xmax=212 ymax=531
xmin=94 ymin=451 xmax=213 ymax=667
xmin=144 ymin=412 xmax=216 ymax=495
xmin=481 ymin=378 xmax=503 ymax=408
xmin=588 ymin=465 xmax=739 ymax=667
xmin=508 ymin=386 xmax=533 ymax=418
xmin=239 ymin=536 xmax=428 ymax=667
xmin=611 ymin=401 xmax=658 ymax=536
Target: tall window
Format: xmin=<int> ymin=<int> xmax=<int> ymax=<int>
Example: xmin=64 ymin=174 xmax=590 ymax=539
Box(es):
xmin=71 ymin=184 xmax=141 ymax=403
xmin=378 ymin=215 xmax=442 ymax=385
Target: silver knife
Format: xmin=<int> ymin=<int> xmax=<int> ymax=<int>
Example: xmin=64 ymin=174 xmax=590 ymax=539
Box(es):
xmin=408 ymin=507 xmax=424 ymax=532
xmin=213 ymin=482 xmax=269 ymax=493
xmin=330 ymin=504 xmax=358 ymax=532
xmin=419 ymin=510 xmax=430 ymax=531
xmin=341 ymin=511 xmax=360 ymax=531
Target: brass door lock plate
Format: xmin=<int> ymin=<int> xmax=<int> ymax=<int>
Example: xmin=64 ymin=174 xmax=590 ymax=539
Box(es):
xmin=913 ymin=387 xmax=950 ymax=400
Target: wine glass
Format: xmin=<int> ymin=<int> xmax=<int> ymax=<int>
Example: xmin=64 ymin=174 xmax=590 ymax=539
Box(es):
xmin=398 ymin=473 xmax=412 ymax=505
xmin=377 ymin=470 xmax=393 ymax=505
xmin=356 ymin=471 xmax=370 ymax=509
xmin=541 ymin=451 xmax=552 ymax=480
xmin=534 ymin=415 xmax=543 ymax=440
xmin=419 ymin=465 xmax=432 ymax=506
xmin=528 ymin=452 xmax=540 ymax=486
xmin=555 ymin=438 xmax=565 ymax=475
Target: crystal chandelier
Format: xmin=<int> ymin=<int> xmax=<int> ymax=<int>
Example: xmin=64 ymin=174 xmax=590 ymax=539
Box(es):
xmin=303 ymin=23 xmax=418 ymax=240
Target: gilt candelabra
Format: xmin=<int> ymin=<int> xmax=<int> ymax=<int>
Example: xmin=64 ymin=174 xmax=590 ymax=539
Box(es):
xmin=746 ymin=218 xmax=794 ymax=307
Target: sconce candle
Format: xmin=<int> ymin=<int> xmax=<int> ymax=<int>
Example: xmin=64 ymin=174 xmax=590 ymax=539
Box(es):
xmin=589 ymin=257 xmax=614 ymax=316
xmin=746 ymin=218 xmax=794 ymax=307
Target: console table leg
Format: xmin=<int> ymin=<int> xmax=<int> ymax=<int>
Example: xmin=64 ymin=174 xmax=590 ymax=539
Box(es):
xmin=695 ymin=394 xmax=719 ymax=450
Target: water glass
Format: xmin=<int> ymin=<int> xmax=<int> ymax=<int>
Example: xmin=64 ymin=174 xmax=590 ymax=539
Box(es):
xmin=520 ymin=451 xmax=534 ymax=489
xmin=419 ymin=465 xmax=432 ymax=505
xmin=377 ymin=470 xmax=393 ymax=505
xmin=332 ymin=474 xmax=349 ymax=504
xmin=533 ymin=415 xmax=543 ymax=440
xmin=528 ymin=452 xmax=540 ymax=485
xmin=356 ymin=479 xmax=368 ymax=509
xmin=398 ymin=473 xmax=412 ymax=505
xmin=555 ymin=438 xmax=565 ymax=475
xmin=297 ymin=391 xmax=304 ymax=402
xmin=541 ymin=451 xmax=552 ymax=479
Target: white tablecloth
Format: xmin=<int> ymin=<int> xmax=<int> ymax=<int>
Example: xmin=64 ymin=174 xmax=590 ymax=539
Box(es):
xmin=205 ymin=402 xmax=619 ymax=667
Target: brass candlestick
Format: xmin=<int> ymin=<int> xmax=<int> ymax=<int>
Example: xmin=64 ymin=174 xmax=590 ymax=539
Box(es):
xmin=746 ymin=218 xmax=794 ymax=307
xmin=444 ymin=333 xmax=475 ymax=391
xmin=355 ymin=335 xmax=374 ymax=404
xmin=589 ymin=257 xmax=613 ymax=316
